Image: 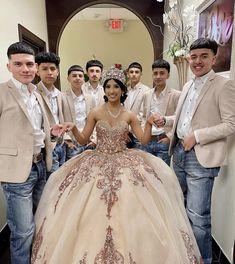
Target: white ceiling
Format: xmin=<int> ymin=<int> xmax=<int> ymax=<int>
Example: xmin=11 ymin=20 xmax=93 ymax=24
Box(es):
xmin=72 ymin=4 xmax=139 ymax=21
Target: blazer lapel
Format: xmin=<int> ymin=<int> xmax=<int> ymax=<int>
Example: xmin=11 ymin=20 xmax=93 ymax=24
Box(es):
xmin=34 ymin=91 xmax=47 ymax=126
xmin=161 ymin=86 xmax=170 ymax=115
xmin=37 ymin=83 xmax=54 ymax=116
xmin=174 ymin=81 xmax=193 ymax=123
xmin=129 ymin=85 xmax=141 ymax=110
xmin=84 ymin=94 xmax=92 ymax=115
xmin=191 ymin=73 xmax=216 ymax=118
xmin=57 ymin=92 xmax=64 ymax=123
xmin=66 ymin=90 xmax=77 ymax=123
xmin=7 ymin=80 xmax=31 ymax=122
xmin=145 ymin=91 xmax=153 ymax=118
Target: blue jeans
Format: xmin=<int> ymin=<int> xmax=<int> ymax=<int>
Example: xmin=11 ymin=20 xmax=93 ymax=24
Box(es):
xmin=47 ymin=143 xmax=66 ymax=178
xmin=66 ymin=143 xmax=91 ymax=161
xmin=173 ymin=142 xmax=220 ymax=264
xmin=1 ymin=160 xmax=47 ymax=264
xmin=127 ymin=133 xmax=146 ymax=150
xmin=145 ymin=140 xmax=170 ymax=165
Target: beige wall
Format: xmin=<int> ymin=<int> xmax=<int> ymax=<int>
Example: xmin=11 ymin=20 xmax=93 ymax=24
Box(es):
xmin=164 ymin=0 xmax=235 ymax=261
xmin=0 ymin=1 xmax=235 ymax=261
xmin=0 ymin=0 xmax=48 ymax=231
xmin=211 ymin=5 xmax=235 ymax=260
xmin=59 ymin=20 xmax=154 ymax=90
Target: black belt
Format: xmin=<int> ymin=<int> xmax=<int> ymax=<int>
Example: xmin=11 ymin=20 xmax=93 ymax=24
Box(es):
xmin=151 ymin=133 xmax=167 ymax=141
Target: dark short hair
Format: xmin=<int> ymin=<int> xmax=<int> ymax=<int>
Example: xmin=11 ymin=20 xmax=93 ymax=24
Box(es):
xmin=67 ymin=65 xmax=84 ymax=76
xmin=190 ymin=38 xmax=218 ymax=55
xmin=103 ymin=78 xmax=127 ymax=104
xmin=152 ymin=59 xmax=170 ymax=73
xmin=127 ymin=62 xmax=142 ymax=72
xmin=7 ymin=42 xmax=34 ymax=59
xmin=86 ymin=60 xmax=103 ymax=71
xmin=35 ymin=51 xmax=60 ymax=66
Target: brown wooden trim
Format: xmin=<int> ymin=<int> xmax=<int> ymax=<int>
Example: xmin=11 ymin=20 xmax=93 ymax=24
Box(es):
xmin=18 ymin=24 xmax=46 ymax=53
xmin=45 ymin=0 xmax=164 ymax=59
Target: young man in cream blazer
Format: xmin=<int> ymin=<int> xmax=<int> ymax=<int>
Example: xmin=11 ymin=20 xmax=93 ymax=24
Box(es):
xmin=0 ymin=42 xmax=61 ymax=264
xmin=62 ymin=65 xmax=95 ymax=159
xmin=124 ymin=62 xmax=150 ymax=148
xmin=169 ymin=38 xmax=235 ymax=264
xmin=35 ymin=52 xmax=66 ymax=176
xmin=82 ymin=59 xmax=104 ymax=107
xmin=143 ymin=59 xmax=180 ymax=165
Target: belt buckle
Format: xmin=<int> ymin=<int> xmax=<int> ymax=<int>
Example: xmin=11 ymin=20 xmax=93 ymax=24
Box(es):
xmin=33 ymin=153 xmax=43 ymax=163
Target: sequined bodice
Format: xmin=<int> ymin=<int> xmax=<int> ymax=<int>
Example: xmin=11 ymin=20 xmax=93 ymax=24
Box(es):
xmin=95 ymin=120 xmax=129 ymax=154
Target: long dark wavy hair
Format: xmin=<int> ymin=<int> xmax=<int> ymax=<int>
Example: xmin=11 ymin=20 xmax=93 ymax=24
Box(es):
xmin=103 ymin=78 xmax=128 ymax=104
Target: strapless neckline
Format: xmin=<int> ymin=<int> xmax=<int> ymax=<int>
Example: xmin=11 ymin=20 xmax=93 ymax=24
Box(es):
xmin=96 ymin=120 xmax=128 ymax=129
xmin=95 ymin=120 xmax=129 ymax=154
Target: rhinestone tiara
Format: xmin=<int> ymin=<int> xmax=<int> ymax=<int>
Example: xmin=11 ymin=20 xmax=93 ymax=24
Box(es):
xmin=101 ymin=66 xmax=126 ymax=85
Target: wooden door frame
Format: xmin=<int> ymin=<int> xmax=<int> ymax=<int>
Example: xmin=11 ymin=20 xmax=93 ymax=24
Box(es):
xmin=45 ymin=0 xmax=164 ymax=59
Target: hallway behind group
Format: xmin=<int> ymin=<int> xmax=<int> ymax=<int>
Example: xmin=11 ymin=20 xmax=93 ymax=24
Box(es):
xmin=0 ymin=0 xmax=235 ymax=263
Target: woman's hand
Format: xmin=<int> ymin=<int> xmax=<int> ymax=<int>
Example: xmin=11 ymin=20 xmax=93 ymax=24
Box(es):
xmin=147 ymin=114 xmax=161 ymax=126
xmin=62 ymin=122 xmax=75 ymax=132
xmin=51 ymin=122 xmax=75 ymax=143
xmin=151 ymin=113 xmax=166 ymax=127
xmin=51 ymin=124 xmax=64 ymax=137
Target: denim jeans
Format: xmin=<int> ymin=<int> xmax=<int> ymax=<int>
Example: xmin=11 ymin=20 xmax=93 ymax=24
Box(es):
xmin=1 ymin=160 xmax=47 ymax=264
xmin=127 ymin=133 xmax=146 ymax=150
xmin=145 ymin=139 xmax=170 ymax=166
xmin=66 ymin=143 xmax=93 ymax=161
xmin=173 ymin=142 xmax=220 ymax=264
xmin=47 ymin=142 xmax=66 ymax=178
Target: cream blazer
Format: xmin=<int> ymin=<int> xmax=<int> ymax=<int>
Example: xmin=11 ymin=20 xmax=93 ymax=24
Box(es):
xmin=169 ymin=71 xmax=235 ymax=167
xmin=142 ymin=86 xmax=181 ymax=136
xmin=62 ymin=90 xmax=95 ymax=142
xmin=36 ymin=82 xmax=64 ymax=125
xmin=124 ymin=82 xmax=150 ymax=127
xmin=0 ymin=80 xmax=53 ymax=183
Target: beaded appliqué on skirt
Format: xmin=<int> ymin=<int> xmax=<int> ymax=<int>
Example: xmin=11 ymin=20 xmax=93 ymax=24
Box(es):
xmin=31 ymin=217 xmax=46 ymax=264
xmin=54 ymin=152 xmax=101 ymax=213
xmin=181 ymin=231 xmax=199 ymax=264
xmin=53 ymin=121 xmax=162 ymax=218
xmin=78 ymin=226 xmax=137 ymax=263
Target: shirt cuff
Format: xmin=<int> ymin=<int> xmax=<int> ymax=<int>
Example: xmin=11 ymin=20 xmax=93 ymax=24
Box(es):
xmin=194 ymin=130 xmax=199 ymax=144
xmin=164 ymin=116 xmax=170 ymax=126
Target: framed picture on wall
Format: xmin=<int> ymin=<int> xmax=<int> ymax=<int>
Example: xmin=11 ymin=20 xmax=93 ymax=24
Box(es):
xmin=196 ymin=0 xmax=234 ymax=75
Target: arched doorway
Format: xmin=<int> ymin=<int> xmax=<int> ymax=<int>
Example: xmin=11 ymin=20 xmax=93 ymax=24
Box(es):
xmin=58 ymin=4 xmax=155 ymax=88
xmin=45 ymin=0 xmax=164 ymax=58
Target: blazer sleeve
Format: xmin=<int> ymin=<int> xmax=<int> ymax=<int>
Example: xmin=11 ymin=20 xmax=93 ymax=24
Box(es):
xmin=196 ymin=80 xmax=235 ymax=144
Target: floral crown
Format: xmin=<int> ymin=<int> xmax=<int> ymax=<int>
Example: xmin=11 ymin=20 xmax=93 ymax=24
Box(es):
xmin=102 ymin=66 xmax=126 ymax=85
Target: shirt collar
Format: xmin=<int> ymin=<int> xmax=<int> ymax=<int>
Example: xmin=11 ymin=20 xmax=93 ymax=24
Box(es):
xmin=12 ymin=77 xmax=36 ymax=93
xmin=87 ymin=81 xmax=102 ymax=90
xmin=128 ymin=82 xmax=141 ymax=91
xmin=11 ymin=77 xmax=22 ymax=90
xmin=71 ymin=89 xmax=84 ymax=100
xmin=193 ymin=70 xmax=213 ymax=85
xmin=40 ymin=81 xmax=58 ymax=98
xmin=153 ymin=84 xmax=168 ymax=97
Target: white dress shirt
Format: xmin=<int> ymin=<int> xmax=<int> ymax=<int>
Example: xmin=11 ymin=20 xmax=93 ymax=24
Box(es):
xmin=12 ymin=78 xmax=45 ymax=154
xmin=177 ymin=70 xmax=213 ymax=140
xmin=41 ymin=82 xmax=59 ymax=124
xmin=150 ymin=88 xmax=166 ymax=135
xmin=82 ymin=81 xmax=103 ymax=107
xmin=71 ymin=91 xmax=87 ymax=131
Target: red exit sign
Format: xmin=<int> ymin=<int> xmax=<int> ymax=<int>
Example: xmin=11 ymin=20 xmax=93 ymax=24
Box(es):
xmin=111 ymin=19 xmax=122 ymax=29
